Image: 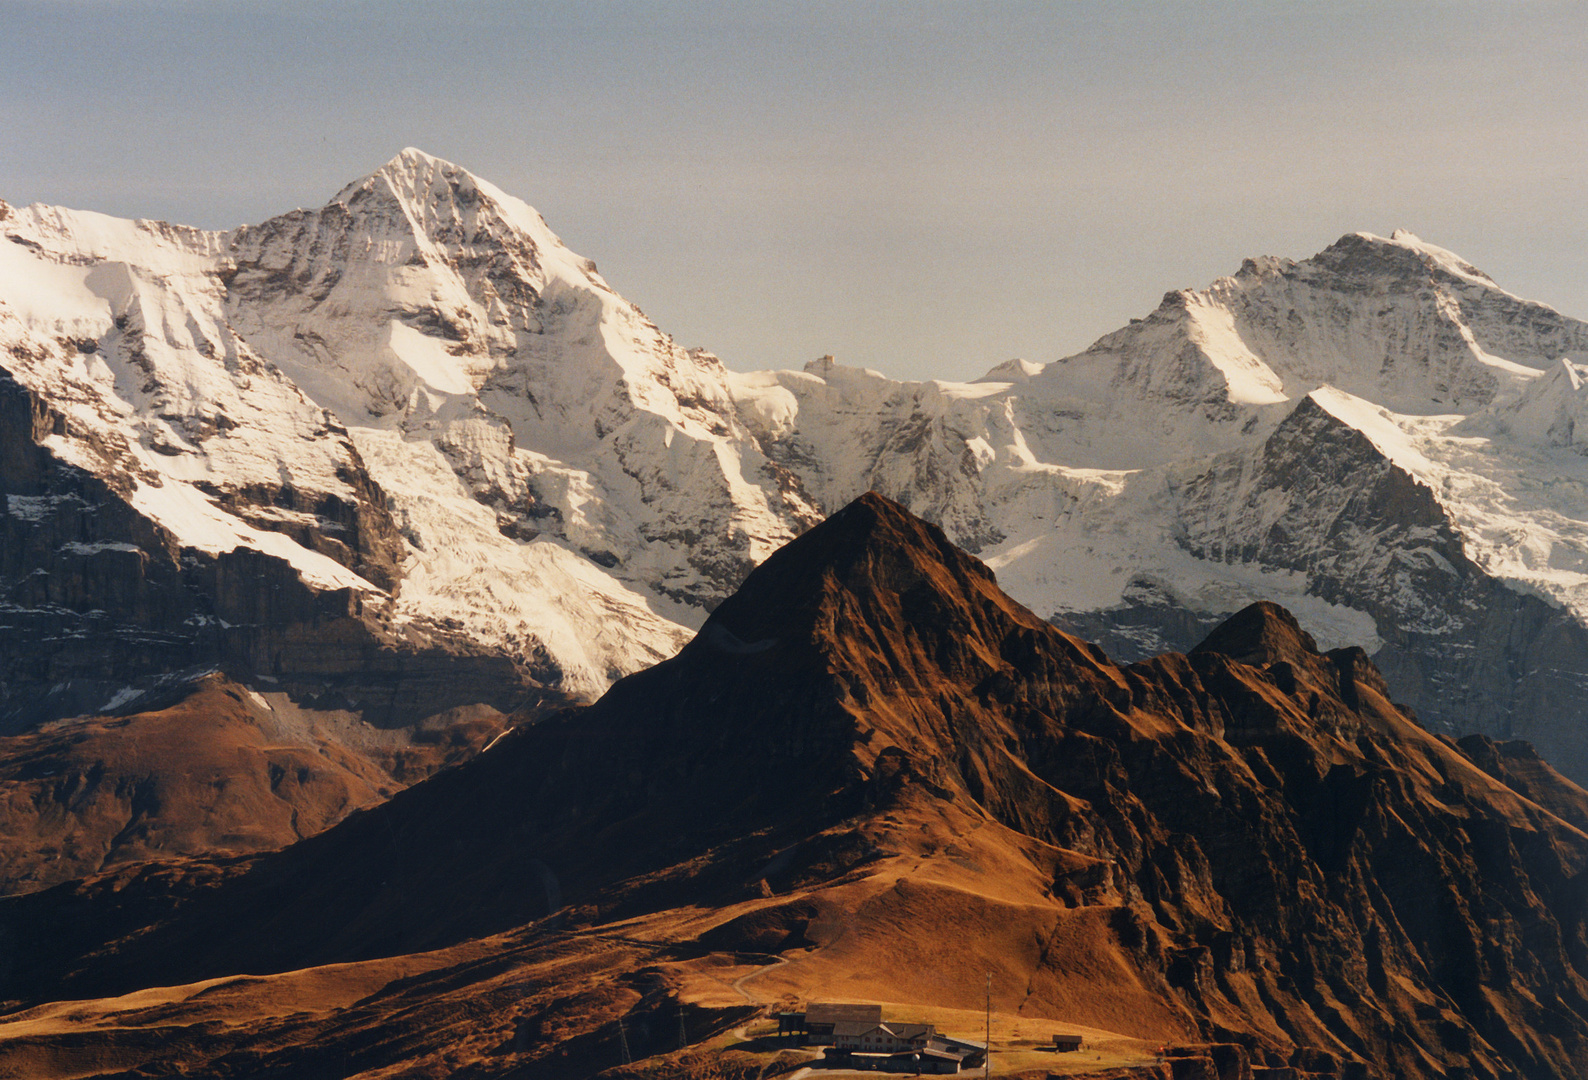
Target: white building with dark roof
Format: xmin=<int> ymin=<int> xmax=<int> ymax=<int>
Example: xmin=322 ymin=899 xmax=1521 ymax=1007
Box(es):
xmin=832 ymin=1021 xmax=936 ymax=1053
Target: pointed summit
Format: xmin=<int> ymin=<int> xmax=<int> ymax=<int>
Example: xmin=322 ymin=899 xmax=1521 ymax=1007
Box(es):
xmin=372 ymin=147 xmax=489 ymax=201
xmin=976 ymin=357 xmax=1044 ymax=383
xmin=341 ymin=146 xmax=480 ymax=195
xmin=698 ymin=491 xmax=1054 ymax=673
xmin=332 ymin=147 xmax=493 ymax=227
xmin=1310 ymin=229 xmax=1501 ymax=290
xmin=1192 ymin=600 xmax=1320 ymax=668
xmin=393 ymin=146 xmax=450 ymax=169
xmin=565 ymin=491 xmax=1138 ymax=828
xmin=318 ymin=148 xmax=577 ymax=268
xmin=1477 ymin=355 xmax=1588 ymax=450
xmin=1383 ymin=227 xmax=1497 ymax=284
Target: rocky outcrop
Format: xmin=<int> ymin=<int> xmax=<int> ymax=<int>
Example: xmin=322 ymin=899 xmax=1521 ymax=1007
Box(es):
xmin=2 ymin=364 xmax=204 ymax=727
xmin=1177 ymin=393 xmax=1588 ymax=778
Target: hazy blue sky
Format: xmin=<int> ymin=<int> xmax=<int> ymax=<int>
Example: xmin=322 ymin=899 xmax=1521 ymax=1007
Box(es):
xmin=3 ymin=1 xmax=1585 ymax=381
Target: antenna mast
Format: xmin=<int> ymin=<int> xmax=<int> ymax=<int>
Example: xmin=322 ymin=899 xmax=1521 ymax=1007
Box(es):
xmin=985 ymin=971 xmax=991 ymax=1080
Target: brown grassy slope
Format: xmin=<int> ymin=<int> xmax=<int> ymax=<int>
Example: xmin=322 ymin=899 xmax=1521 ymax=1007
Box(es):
xmin=0 ymin=674 xmax=391 ymax=893
xmin=1457 ymin=731 xmax=1588 ymax=834
xmin=3 ymin=494 xmax=1588 ymax=1079
xmin=0 ymin=673 xmax=518 ymax=894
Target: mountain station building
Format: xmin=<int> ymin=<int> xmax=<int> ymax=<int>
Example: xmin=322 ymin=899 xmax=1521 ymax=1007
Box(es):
xmin=777 ymin=1003 xmax=985 ymax=1073
xmin=777 ymin=1002 xmax=882 ymax=1042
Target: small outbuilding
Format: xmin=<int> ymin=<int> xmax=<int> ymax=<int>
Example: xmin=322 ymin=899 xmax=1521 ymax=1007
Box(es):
xmin=1051 ymin=1033 xmax=1083 ymax=1052
xmin=916 ymin=1046 xmax=973 ymax=1074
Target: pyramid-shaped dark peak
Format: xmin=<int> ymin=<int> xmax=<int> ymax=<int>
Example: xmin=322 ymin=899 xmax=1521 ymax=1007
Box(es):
xmin=703 ymin=491 xmax=1042 ymax=653
xmin=1191 ymin=601 xmax=1320 ymax=669
xmin=801 ymin=490 xmax=960 ymax=559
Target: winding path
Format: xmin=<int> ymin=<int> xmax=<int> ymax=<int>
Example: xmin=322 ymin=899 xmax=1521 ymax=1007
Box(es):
xmin=731 ymin=953 xmax=791 ymax=1005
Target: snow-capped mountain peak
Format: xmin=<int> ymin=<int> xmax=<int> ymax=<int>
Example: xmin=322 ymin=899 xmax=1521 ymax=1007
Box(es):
xmin=12 ymin=154 xmax=1588 ymax=782
xmin=976 ymin=357 xmax=1044 ymax=383
xmin=1379 ymin=227 xmax=1499 ymax=286
xmin=330 ymin=147 xmax=597 ymax=290
xmin=0 ymin=150 xmax=826 ymax=708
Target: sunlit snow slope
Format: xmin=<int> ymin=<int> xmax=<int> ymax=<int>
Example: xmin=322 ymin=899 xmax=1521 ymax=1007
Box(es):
xmin=0 ymin=149 xmax=818 ymax=723
xmin=7 ymin=153 xmax=1588 ymax=776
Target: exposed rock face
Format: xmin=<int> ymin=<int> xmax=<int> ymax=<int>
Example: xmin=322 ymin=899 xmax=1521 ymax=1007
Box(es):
xmin=0 ymin=366 xmax=540 ymax=733
xmin=3 ymin=495 xmax=1587 ymax=1079
xmin=1177 ymin=393 xmax=1588 ymax=778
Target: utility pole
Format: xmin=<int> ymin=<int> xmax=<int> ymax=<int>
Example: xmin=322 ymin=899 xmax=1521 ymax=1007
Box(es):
xmin=985 ymin=972 xmax=991 ymax=1080
xmin=677 ymin=1002 xmax=687 ymax=1051
xmin=618 ymin=1015 xmax=632 ymax=1066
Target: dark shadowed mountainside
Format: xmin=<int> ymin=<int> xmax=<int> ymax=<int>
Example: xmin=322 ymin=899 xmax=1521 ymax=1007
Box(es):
xmin=2 ymin=493 xmax=1587 ymax=1079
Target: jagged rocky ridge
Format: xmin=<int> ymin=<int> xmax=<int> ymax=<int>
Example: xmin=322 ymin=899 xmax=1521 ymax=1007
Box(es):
xmin=4 ymin=495 xmax=1588 ymax=1079
xmin=7 ymin=154 xmax=1588 ymax=781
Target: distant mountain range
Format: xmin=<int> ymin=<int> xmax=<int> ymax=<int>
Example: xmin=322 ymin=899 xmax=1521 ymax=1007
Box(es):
xmin=6 ymin=149 xmax=1588 ymax=786
xmin=5 ymin=494 xmax=1586 ymax=1079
